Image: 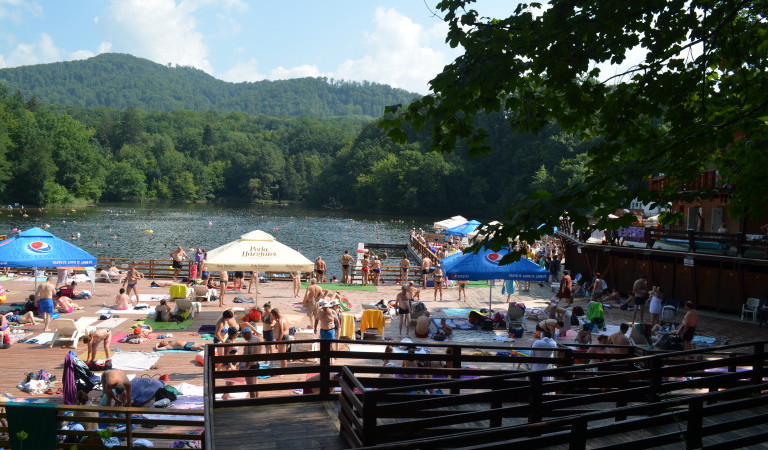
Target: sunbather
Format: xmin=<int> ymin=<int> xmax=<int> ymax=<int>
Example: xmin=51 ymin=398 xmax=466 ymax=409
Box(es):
xmin=154 ymin=340 xmax=204 ymax=351
xmin=81 ymin=329 xmax=112 ymax=361
xmin=55 ymin=296 xmax=83 ymax=313
xmin=3 ymin=311 xmax=37 ymax=326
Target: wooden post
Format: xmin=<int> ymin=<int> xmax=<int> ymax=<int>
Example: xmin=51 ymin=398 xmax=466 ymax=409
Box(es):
xmin=648 ymin=355 xmax=662 ymax=410
xmin=645 ymin=227 xmax=654 ymax=248
xmin=450 ymin=345 xmax=462 ymax=395
xmin=528 ymin=373 xmax=543 ymax=424
xmin=361 ymin=390 xmax=378 ymax=446
xmin=687 ymin=230 xmax=696 ymax=253
xmin=570 ymin=417 xmax=588 ymax=450
xmin=490 ymin=392 xmax=502 ymax=428
xmin=736 ymin=232 xmax=745 ymax=256
xmin=753 ymin=342 xmax=765 ymax=384
xmin=686 ymin=398 xmax=704 ymax=449
xmin=126 ymin=411 xmax=133 ymax=448
xmin=319 ymin=339 xmax=331 ymax=399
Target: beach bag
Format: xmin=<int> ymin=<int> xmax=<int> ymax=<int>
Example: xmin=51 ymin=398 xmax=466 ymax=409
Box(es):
xmin=87 ymin=359 xmax=113 ymax=371
xmin=432 ymin=330 xmax=447 ymax=341
xmin=508 ymin=325 xmax=524 ymax=338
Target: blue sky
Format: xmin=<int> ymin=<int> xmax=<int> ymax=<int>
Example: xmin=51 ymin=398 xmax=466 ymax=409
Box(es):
xmin=0 ymin=0 xmax=516 ymax=94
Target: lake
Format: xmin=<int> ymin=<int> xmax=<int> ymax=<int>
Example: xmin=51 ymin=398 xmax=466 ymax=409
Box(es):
xmin=0 ymin=203 xmax=436 ymax=277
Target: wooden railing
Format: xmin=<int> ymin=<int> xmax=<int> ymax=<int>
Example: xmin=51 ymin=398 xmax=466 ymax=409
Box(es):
xmin=0 ymin=403 xmax=204 ymax=449
xmin=340 ymin=341 xmax=768 ymax=448
xmin=648 ymin=169 xmax=727 ymax=192
xmin=96 ymin=257 xmax=308 ymax=281
xmin=348 ymin=265 xmax=413 ymax=285
xmin=408 ymin=236 xmax=439 ymax=264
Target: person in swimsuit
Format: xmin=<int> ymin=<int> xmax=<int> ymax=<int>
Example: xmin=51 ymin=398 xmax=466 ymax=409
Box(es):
xmin=218 ymin=270 xmax=228 ymax=307
xmin=234 ymin=271 xmax=244 ymax=290
xmin=153 ymin=340 xmax=204 ymax=351
xmin=303 ymin=278 xmax=323 ymax=328
xmin=214 ymin=309 xmax=239 ymax=355
xmin=421 ymin=256 xmax=432 ymax=288
xmin=677 ymin=301 xmax=699 ymax=351
xmin=361 ymin=255 xmax=370 ymax=286
xmin=371 ymin=257 xmax=382 ymax=286
xmin=240 ymin=326 xmax=264 ymax=398
xmin=81 ymin=328 xmax=112 ymax=361
xmin=261 ymin=302 xmax=274 ymax=354
xmin=339 ymin=250 xmax=354 ymax=284
xmin=35 ymin=277 xmax=56 ymax=331
xmin=123 ymin=263 xmax=143 ymax=304
xmin=114 ymin=288 xmax=130 ymax=310
xmin=271 ymin=308 xmax=290 ymax=368
xmin=292 ymin=271 xmax=301 ymax=298
xmin=396 ymin=286 xmax=412 ymax=336
xmin=169 ymin=246 xmax=190 ymax=281
xmin=55 ymin=296 xmax=82 ymax=313
xmin=432 ymin=264 xmax=445 ymax=301
xmin=399 ymin=255 xmax=410 ymax=283
xmin=3 ymin=311 xmax=37 ymax=326
xmin=314 ymin=257 xmax=327 ymax=281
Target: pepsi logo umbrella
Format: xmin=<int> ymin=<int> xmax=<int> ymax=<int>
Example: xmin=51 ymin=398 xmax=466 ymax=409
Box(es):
xmin=0 ymin=227 xmax=97 ymax=268
xmin=441 ymin=246 xmax=549 ymax=282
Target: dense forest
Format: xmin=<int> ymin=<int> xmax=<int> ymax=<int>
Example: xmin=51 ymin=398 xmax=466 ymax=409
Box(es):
xmin=0 ymin=54 xmax=592 ymax=215
xmin=0 ymin=54 xmax=418 ymax=118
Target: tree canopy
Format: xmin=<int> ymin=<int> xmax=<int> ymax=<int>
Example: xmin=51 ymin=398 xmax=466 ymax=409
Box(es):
xmin=383 ymin=0 xmax=768 ymax=260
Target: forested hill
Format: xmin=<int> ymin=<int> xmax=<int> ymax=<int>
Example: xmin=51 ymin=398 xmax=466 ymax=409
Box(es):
xmin=0 ymin=53 xmax=419 ymax=117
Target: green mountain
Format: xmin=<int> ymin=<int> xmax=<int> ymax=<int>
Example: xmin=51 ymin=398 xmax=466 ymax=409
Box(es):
xmin=0 ymin=53 xmax=419 ymax=117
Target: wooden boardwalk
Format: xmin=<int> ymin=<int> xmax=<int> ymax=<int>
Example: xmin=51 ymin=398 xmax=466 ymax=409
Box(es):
xmin=211 ymin=401 xmax=347 ymax=450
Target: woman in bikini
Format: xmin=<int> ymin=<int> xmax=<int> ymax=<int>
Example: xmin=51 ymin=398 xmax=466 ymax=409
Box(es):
xmin=432 ymin=263 xmax=445 ymax=301
xmin=261 ymin=302 xmax=274 ymax=354
xmin=55 ymin=296 xmax=83 ymax=313
xmin=371 ymin=256 xmax=382 ymax=286
xmin=123 ymin=264 xmax=143 ymax=304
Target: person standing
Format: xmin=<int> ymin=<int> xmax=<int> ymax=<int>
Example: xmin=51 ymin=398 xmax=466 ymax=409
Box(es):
xmin=239 ymin=326 xmax=264 ymax=398
xmin=314 ymin=257 xmax=327 ymax=282
xmin=421 ymin=255 xmax=432 ymax=288
xmin=632 ymin=274 xmax=649 ymax=324
xmin=432 ymin=263 xmax=445 ymax=301
xmin=399 ymin=255 xmax=410 ymax=283
xmin=648 ymin=286 xmax=664 ymax=326
xmin=590 ymin=273 xmax=604 ymax=302
xmin=314 ymin=301 xmax=340 ymax=340
xmin=558 ymin=270 xmax=573 ymax=306
xmin=101 ymin=369 xmax=132 ymax=407
xmin=530 ymin=330 xmax=558 ymax=372
xmin=81 ymin=328 xmax=112 ymax=361
xmin=218 ymin=270 xmax=228 ymax=307
xmin=360 ymin=255 xmax=371 ymax=286
xmin=35 ymin=277 xmax=56 ymax=331
xmin=292 ymin=271 xmax=301 ymax=298
xmin=123 ymin=263 xmax=143 ymax=304
xmin=677 ymin=301 xmax=699 ymax=351
xmin=262 ymin=302 xmax=274 ymax=355
xmin=339 ymin=251 xmax=354 ymax=284
xmin=271 ymin=308 xmax=289 ymax=368
xmin=169 ymin=246 xmax=190 ymax=281
xmin=303 ymin=278 xmax=323 ymax=328
xmin=371 ymin=256 xmax=382 ymax=286
xmin=396 ymin=286 xmax=412 ymax=336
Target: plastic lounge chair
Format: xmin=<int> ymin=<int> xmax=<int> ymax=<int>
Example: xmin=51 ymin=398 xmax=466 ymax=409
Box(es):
xmin=175 ymin=298 xmax=197 ymax=319
xmin=741 ymin=298 xmax=760 ymax=322
xmin=50 ymin=318 xmax=93 ymax=349
xmin=192 ymin=285 xmax=212 ymax=302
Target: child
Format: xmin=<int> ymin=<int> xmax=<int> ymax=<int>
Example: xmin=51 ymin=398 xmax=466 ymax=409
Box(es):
xmin=189 ymin=262 xmax=198 ymax=282
xmin=439 ymin=318 xmax=453 ymax=339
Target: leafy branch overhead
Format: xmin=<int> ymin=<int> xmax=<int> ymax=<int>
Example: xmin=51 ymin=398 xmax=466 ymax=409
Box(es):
xmin=383 ymin=0 xmax=768 ymax=250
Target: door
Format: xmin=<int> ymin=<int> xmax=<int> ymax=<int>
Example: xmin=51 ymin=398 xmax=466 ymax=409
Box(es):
xmin=711 ymin=207 xmax=723 ymax=232
xmin=687 ymin=207 xmax=699 ymax=230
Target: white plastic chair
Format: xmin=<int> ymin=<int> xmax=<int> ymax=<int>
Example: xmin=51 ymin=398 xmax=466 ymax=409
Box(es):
xmin=49 ymin=318 xmax=93 ymax=349
xmin=741 ymin=298 xmax=760 ymax=322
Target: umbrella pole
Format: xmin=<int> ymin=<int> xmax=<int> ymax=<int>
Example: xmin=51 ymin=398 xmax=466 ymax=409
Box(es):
xmin=489 ymin=283 xmax=492 ymax=312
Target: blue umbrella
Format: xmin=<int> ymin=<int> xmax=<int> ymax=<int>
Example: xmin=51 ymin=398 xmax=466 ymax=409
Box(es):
xmin=441 ymin=246 xmax=549 ymax=311
xmin=0 ymin=227 xmax=97 ymax=268
xmin=444 ymin=220 xmax=481 ymax=237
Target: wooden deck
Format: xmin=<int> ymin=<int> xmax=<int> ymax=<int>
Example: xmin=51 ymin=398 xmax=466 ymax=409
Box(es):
xmin=211 ymin=401 xmax=346 ymax=449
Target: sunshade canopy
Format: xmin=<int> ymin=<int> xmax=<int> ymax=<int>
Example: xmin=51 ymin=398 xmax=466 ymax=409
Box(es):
xmin=0 ymin=227 xmax=97 ymax=268
xmin=433 ymin=215 xmax=468 ymax=230
xmin=205 ymin=230 xmax=314 ymax=272
xmin=441 ymin=246 xmax=550 ymax=282
xmin=445 ymin=220 xmax=481 ymax=237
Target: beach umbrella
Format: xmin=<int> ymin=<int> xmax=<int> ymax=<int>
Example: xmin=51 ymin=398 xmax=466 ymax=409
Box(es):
xmin=433 ymin=215 xmax=468 ymax=230
xmin=441 ymin=246 xmax=550 ymax=311
xmin=0 ymin=227 xmax=97 ymax=292
xmin=205 ymin=230 xmax=314 ymax=302
xmin=445 ymin=220 xmax=481 ymax=237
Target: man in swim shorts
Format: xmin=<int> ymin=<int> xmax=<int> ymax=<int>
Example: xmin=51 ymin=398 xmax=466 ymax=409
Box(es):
xmin=35 ymin=277 xmax=56 ymax=331
xmin=421 ymin=256 xmax=432 ymax=288
xmin=314 ymin=257 xmax=327 ymax=281
xmin=399 ymin=255 xmax=410 ymax=283
xmin=396 ymin=286 xmax=412 ymax=336
xmin=101 ymin=369 xmax=132 ymax=407
xmin=314 ymin=300 xmax=340 ymax=339
xmin=169 ymin=246 xmax=190 ymax=281
xmin=339 ymin=250 xmax=354 ymax=284
xmin=632 ymin=274 xmax=649 ymax=324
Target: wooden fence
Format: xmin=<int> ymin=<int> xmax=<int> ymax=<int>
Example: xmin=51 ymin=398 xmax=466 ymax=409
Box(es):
xmin=0 ymin=403 xmax=204 ymax=449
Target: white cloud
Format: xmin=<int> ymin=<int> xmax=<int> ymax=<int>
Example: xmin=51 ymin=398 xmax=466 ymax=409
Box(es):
xmin=102 ymin=0 xmax=213 ymax=73
xmin=0 ymin=0 xmax=43 ymax=23
xmin=269 ymin=64 xmax=322 ymax=80
xmin=219 ymin=58 xmax=264 ymax=83
xmin=330 ymin=7 xmax=455 ymax=94
xmin=5 ymin=32 xmax=61 ymax=67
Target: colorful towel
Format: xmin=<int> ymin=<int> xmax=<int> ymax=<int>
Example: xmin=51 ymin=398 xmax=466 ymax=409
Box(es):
xmin=441 ymin=308 xmax=475 ymax=317
xmin=432 ymin=317 xmax=475 ymax=330
xmin=111 ymin=333 xmax=153 ymax=344
xmin=23 ymin=332 xmax=56 ymax=345
xmin=96 ymin=305 xmax=153 ymax=315
xmin=138 ymin=318 xmax=194 ymax=330
xmin=96 ymin=317 xmax=128 ymax=329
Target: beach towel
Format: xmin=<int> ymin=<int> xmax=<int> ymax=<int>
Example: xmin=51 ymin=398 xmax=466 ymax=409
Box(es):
xmin=6 ymin=402 xmax=58 ymax=450
xmin=138 ymin=317 xmax=194 ymax=330
xmin=431 ymin=318 xmax=475 ymax=330
xmin=96 ymin=317 xmax=128 ymax=329
xmin=197 ymin=324 xmax=216 ymax=335
xmin=23 ymin=332 xmax=56 ymax=345
xmin=692 ymin=335 xmax=718 ymax=348
xmin=112 ymin=351 xmax=161 ymax=371
xmin=442 ymin=308 xmax=475 ymax=317
xmin=300 ymin=282 xmax=376 ymax=291
xmin=137 ymin=293 xmax=170 ymax=302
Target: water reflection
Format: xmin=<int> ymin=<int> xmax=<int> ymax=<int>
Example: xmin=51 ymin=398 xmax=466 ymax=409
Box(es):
xmin=0 ymin=203 xmax=435 ymax=278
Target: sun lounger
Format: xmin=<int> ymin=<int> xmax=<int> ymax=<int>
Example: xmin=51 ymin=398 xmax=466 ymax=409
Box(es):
xmin=49 ymin=318 xmax=95 ymax=349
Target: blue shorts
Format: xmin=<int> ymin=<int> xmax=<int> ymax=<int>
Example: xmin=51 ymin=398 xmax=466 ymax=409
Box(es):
xmin=263 ymin=329 xmax=274 ymax=341
xmin=319 ymin=328 xmax=336 ymax=340
xmin=39 ymin=298 xmax=54 ymax=314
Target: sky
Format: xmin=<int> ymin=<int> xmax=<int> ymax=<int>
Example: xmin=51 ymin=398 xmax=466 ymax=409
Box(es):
xmin=0 ymin=0 xmax=517 ymax=94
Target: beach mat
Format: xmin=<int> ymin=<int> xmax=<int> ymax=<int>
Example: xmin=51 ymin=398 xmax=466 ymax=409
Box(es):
xmin=138 ymin=318 xmax=194 ymax=330
xmin=13 ymin=276 xmax=49 ymax=282
xmin=441 ymin=308 xmax=474 ymax=317
xmin=300 ymin=282 xmax=376 ymax=291
xmin=95 ymin=317 xmax=128 ymax=329
xmin=96 ymin=305 xmax=153 ymax=315
xmin=197 ymin=324 xmax=216 ymax=335
xmin=24 ymin=332 xmax=56 ymax=345
xmin=431 ymin=317 xmax=475 ymax=330
xmin=137 ymin=293 xmax=170 ymax=302
xmin=112 ymin=351 xmax=161 ymax=371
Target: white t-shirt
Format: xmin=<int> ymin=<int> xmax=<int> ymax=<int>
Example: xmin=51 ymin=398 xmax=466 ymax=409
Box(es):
xmin=530 ymin=337 xmax=558 ymax=371
xmin=649 ymin=296 xmax=663 ymax=314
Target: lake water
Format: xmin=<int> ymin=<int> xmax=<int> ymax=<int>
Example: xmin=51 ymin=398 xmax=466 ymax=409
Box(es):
xmin=0 ymin=203 xmax=435 ymax=276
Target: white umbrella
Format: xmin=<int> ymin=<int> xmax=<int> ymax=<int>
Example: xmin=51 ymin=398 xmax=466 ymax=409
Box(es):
xmin=433 ymin=215 xmax=468 ymax=230
xmin=205 ymin=230 xmax=314 ymax=301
